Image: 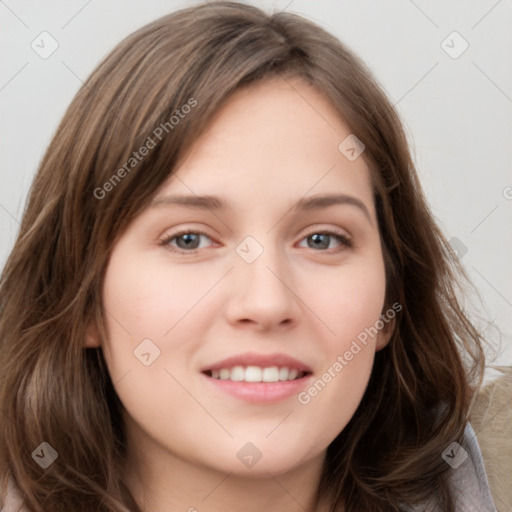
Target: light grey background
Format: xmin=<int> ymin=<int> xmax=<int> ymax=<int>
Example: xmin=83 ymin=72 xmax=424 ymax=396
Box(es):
xmin=1 ymin=0 xmax=511 ymax=378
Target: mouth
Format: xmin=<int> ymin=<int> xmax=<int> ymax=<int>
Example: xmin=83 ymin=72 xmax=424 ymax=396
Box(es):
xmin=203 ymin=366 xmax=309 ymax=382
xmin=201 ymin=353 xmax=313 ymax=402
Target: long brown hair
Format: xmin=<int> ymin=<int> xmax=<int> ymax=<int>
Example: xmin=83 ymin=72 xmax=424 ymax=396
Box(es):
xmin=0 ymin=2 xmax=486 ymax=511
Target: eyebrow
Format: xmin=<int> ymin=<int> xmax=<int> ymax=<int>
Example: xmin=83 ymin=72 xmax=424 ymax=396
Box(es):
xmin=150 ymin=193 xmax=373 ymax=225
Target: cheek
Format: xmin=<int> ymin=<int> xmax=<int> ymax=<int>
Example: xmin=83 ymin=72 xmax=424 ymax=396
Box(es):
xmin=99 ymin=249 xmax=214 ymax=446
xmin=295 ymin=251 xmax=386 ymax=429
xmin=100 ymin=246 xmax=216 ymax=384
xmin=102 ymin=244 xmax=218 ymax=339
xmin=307 ymin=251 xmax=387 ymax=345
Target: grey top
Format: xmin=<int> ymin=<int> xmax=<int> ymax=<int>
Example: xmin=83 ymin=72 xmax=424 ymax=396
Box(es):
xmin=1 ymin=423 xmax=497 ymax=511
xmin=408 ymin=422 xmax=497 ymax=512
xmin=447 ymin=422 xmax=497 ymax=511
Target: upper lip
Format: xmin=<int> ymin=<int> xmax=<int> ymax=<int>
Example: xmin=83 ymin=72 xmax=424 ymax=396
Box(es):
xmin=202 ymin=352 xmax=312 ymax=373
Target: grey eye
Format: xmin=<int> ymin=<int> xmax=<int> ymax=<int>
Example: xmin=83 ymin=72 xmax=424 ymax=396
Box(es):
xmin=174 ymin=233 xmax=203 ymax=249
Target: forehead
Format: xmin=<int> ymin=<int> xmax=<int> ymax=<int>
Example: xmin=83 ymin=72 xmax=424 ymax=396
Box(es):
xmin=160 ymin=77 xmax=375 ymax=218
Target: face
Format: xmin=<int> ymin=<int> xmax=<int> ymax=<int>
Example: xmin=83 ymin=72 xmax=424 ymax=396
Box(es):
xmin=89 ymin=78 xmax=392 ymax=478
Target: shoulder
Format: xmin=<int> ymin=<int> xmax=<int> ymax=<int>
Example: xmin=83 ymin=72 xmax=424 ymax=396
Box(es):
xmin=446 ymin=422 xmax=498 ymax=511
xmin=402 ymin=421 xmax=498 ymax=512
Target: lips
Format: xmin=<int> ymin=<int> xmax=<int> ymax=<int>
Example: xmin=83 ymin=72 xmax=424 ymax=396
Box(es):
xmin=202 ymin=352 xmax=311 ymax=376
xmin=201 ymin=352 xmax=312 ymax=401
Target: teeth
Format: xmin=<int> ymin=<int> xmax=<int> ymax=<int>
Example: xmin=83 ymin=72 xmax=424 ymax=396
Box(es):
xmin=231 ymin=366 xmax=245 ymax=381
xmin=245 ymin=366 xmax=262 ymax=382
xmin=207 ymin=366 xmax=305 ymax=382
xmin=262 ymin=367 xmax=279 ymax=382
xmin=278 ymin=367 xmax=289 ymax=380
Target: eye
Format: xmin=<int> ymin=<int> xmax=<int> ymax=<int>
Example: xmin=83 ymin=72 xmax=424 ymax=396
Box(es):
xmin=160 ymin=229 xmax=352 ymax=255
xmin=160 ymin=230 xmax=214 ymax=253
xmin=297 ymin=231 xmax=352 ymax=252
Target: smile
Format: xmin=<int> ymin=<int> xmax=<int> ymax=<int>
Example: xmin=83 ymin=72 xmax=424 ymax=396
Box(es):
xmin=201 ymin=352 xmax=313 ymax=402
xmin=205 ymin=366 xmax=308 ymax=382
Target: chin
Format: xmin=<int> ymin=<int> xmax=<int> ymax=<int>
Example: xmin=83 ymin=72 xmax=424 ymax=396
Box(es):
xmin=202 ymin=438 xmax=322 ymax=477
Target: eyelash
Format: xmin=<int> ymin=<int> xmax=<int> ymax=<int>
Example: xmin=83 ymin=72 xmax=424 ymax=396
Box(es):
xmin=159 ymin=228 xmax=353 ymax=255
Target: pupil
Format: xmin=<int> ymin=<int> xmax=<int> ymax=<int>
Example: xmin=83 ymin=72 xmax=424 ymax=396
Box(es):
xmin=178 ymin=233 xmax=199 ymax=249
xmin=310 ymin=234 xmax=328 ymax=249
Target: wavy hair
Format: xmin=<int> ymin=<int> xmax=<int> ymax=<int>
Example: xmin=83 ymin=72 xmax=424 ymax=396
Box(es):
xmin=0 ymin=2 xmax=486 ymax=511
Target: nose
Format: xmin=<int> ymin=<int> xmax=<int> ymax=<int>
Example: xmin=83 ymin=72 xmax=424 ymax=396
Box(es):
xmin=224 ymin=245 xmax=302 ymax=331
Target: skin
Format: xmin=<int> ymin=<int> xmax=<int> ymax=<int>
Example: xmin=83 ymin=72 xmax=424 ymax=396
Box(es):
xmin=87 ymin=77 xmax=393 ymax=512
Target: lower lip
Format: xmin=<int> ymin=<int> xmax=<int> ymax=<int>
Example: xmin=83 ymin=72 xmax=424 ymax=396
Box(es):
xmin=202 ymin=373 xmax=313 ymax=403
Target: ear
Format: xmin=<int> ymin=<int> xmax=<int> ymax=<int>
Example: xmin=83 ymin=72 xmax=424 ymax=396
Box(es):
xmin=85 ymin=321 xmax=101 ymax=348
xmin=375 ymin=316 xmax=395 ymax=352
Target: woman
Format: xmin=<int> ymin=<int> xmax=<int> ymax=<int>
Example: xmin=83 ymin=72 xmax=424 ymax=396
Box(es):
xmin=0 ymin=2 xmax=497 ymax=510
